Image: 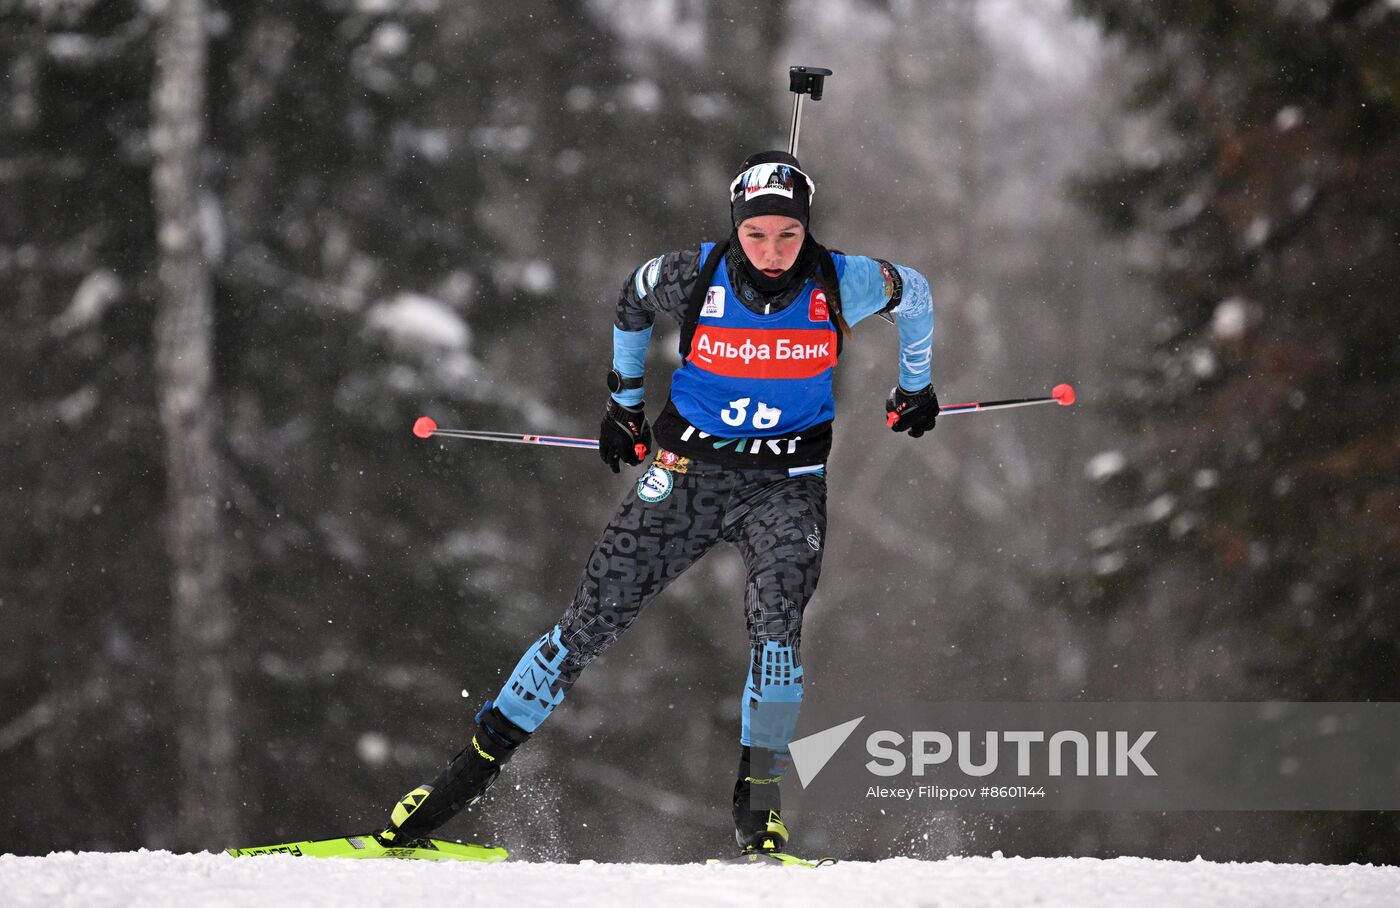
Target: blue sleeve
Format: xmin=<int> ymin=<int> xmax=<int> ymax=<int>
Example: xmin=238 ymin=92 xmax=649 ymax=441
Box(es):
xmin=837 ymin=255 xmax=935 ymax=391
xmin=610 ymin=325 xmax=651 ymax=407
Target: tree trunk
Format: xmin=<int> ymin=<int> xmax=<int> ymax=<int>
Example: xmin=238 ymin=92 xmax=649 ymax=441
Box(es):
xmin=150 ymin=0 xmax=240 ymax=850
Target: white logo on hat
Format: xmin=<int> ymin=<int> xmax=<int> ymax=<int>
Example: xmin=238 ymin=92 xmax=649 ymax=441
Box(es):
xmin=742 ymin=163 xmax=796 ymax=200
xmin=730 ymin=162 xmax=817 ymax=205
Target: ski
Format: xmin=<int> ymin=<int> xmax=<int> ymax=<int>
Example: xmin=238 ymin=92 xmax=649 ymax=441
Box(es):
xmin=226 ymin=833 xmax=508 ymax=863
xmin=706 ymin=851 xmax=837 ymax=868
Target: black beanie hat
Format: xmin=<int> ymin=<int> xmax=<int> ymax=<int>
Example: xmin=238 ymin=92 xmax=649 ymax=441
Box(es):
xmin=730 ymin=150 xmax=813 ymax=229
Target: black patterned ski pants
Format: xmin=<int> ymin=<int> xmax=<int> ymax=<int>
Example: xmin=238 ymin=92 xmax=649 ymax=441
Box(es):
xmin=491 ymin=451 xmax=827 ymax=756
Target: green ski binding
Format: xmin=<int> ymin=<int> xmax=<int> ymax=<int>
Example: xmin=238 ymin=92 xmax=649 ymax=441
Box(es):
xmin=707 ymin=850 xmax=836 ymax=868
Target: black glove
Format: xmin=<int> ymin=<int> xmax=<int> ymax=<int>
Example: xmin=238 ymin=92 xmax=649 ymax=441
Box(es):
xmin=885 ymin=384 xmax=939 ymax=438
xmin=599 ymin=398 xmax=652 ymax=473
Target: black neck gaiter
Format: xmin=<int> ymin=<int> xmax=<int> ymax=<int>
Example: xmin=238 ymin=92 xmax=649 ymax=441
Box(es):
xmin=727 ymin=234 xmax=818 ymax=298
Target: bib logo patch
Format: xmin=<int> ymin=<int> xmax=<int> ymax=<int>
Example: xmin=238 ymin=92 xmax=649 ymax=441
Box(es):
xmin=701 ymin=286 xmax=725 ymax=318
xmin=637 ymin=465 xmax=674 ymax=503
xmin=809 ymin=289 xmax=829 ymax=322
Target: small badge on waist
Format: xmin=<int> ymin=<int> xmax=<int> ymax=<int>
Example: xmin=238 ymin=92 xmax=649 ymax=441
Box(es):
xmin=637 ymin=465 xmax=674 ymax=503
xmin=653 ymin=449 xmax=691 ymax=474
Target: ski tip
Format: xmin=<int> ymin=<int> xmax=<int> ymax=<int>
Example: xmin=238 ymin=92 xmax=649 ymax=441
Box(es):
xmin=412 ymin=416 xmax=438 ymax=438
xmin=1052 ymin=383 xmax=1076 ymax=406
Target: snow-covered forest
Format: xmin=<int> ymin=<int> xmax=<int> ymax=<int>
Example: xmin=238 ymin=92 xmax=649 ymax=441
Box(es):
xmin=2 ymin=0 xmax=1397 ymax=870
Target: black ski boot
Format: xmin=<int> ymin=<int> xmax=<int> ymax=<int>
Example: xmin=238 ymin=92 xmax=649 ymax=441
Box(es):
xmin=379 ymin=701 xmax=530 ymax=844
xmin=732 ymin=745 xmax=790 ymax=853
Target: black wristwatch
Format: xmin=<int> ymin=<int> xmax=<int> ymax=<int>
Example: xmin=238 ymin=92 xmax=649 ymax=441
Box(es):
xmin=606 ymin=369 xmax=644 ymax=393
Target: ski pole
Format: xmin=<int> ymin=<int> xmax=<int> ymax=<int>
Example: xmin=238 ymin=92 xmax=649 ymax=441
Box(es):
xmin=416 ymin=385 xmax=1073 ymax=450
xmin=909 ymin=383 xmax=1076 ymax=422
xmin=412 ymin=416 xmax=599 ymax=450
xmin=788 ymin=65 xmax=832 ymax=157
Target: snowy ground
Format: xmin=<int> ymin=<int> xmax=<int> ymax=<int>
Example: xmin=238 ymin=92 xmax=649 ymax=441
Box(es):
xmin=2 ymin=851 xmax=1398 ymax=908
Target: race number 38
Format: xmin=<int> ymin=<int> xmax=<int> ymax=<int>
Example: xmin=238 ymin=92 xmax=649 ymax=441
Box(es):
xmin=721 ymin=397 xmax=782 ymax=430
